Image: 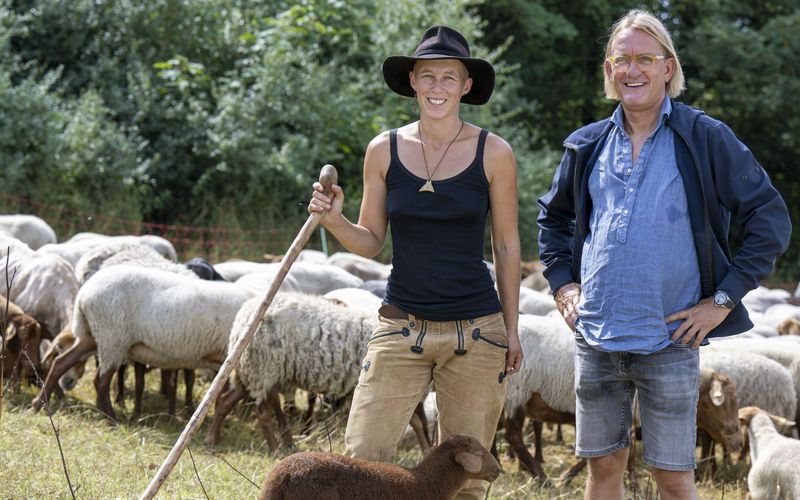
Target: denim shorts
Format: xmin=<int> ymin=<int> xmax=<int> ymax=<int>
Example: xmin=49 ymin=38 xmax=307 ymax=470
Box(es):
xmin=573 ymin=333 xmax=700 ymax=471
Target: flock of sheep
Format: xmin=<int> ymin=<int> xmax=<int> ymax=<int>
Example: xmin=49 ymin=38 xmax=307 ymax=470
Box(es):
xmin=2 ymin=213 xmax=800 ymax=498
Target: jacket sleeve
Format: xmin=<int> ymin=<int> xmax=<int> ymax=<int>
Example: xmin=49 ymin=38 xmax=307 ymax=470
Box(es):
xmin=537 ymin=147 xmax=578 ymax=294
xmin=710 ymin=123 xmax=792 ymax=303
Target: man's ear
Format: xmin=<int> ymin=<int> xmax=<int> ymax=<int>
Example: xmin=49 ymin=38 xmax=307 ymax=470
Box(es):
xmin=604 ymin=59 xmax=614 ymax=80
xmin=664 ymin=57 xmax=676 ymax=84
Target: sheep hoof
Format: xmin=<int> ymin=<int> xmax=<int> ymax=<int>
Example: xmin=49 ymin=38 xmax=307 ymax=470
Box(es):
xmin=31 ymin=398 xmax=44 ymax=412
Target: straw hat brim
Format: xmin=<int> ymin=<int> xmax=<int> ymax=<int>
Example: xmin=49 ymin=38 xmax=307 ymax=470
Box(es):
xmin=382 ymin=54 xmax=495 ymax=106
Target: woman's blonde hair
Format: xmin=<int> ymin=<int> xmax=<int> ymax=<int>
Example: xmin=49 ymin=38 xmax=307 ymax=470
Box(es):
xmin=603 ymin=9 xmax=686 ymax=100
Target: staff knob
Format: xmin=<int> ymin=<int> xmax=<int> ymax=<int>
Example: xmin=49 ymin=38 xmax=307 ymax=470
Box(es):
xmin=319 ymin=164 xmax=338 ymax=197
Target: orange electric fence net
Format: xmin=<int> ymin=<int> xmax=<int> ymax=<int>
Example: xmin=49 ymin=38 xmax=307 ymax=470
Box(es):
xmin=0 ymin=194 xmax=328 ymax=262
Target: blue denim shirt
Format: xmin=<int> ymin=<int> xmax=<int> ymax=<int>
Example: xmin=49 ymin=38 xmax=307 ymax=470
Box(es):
xmin=576 ymin=98 xmax=701 ymax=354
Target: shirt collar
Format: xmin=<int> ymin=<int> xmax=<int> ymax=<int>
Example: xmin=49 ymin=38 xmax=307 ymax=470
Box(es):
xmin=611 ymin=97 xmax=673 ymax=135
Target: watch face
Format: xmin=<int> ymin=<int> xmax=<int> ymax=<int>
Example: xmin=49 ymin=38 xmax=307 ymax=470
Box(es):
xmin=714 ymin=291 xmax=726 ymax=305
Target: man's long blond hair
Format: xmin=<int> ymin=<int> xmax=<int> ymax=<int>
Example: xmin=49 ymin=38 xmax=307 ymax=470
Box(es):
xmin=603 ymin=9 xmax=686 ymax=100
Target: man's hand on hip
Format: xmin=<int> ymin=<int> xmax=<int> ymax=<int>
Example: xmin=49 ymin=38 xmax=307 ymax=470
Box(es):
xmin=666 ymin=297 xmax=731 ymax=348
xmin=555 ymin=282 xmax=581 ymax=332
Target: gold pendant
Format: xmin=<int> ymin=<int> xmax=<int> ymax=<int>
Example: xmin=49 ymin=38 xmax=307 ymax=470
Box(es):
xmin=419 ymin=179 xmax=435 ymax=193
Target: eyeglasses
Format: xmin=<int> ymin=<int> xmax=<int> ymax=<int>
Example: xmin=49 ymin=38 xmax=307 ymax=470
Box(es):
xmin=607 ymin=54 xmax=668 ymax=70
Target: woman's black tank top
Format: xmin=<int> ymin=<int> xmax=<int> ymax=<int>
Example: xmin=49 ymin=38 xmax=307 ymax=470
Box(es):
xmin=383 ymin=128 xmax=501 ymax=321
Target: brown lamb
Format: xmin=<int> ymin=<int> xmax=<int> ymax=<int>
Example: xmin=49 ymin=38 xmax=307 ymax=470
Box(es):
xmin=1 ymin=296 xmax=43 ymax=387
xmin=259 ymin=434 xmax=502 ymax=500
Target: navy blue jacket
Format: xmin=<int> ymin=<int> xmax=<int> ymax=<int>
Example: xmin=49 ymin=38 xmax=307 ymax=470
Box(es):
xmin=537 ymin=99 xmax=791 ymax=338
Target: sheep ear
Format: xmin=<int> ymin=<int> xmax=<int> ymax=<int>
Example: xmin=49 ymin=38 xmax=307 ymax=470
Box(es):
xmin=738 ymin=406 xmax=760 ymax=424
xmin=709 ymin=379 xmax=725 ymax=406
xmin=40 ymin=338 xmax=57 ymax=365
xmin=5 ymin=323 xmax=17 ymax=342
xmin=454 ymin=451 xmax=483 ymax=474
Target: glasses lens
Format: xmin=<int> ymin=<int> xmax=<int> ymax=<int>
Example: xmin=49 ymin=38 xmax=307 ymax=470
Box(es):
xmin=637 ymin=55 xmax=657 ymax=66
xmin=612 ymin=56 xmax=630 ymax=68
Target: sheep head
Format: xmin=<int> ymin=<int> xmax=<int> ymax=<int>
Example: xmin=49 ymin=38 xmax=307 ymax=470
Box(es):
xmin=697 ymin=369 xmax=742 ymax=453
xmin=446 ymin=435 xmax=502 ymax=482
xmin=39 ymin=327 xmax=88 ymax=391
xmin=738 ymin=406 xmax=796 ymax=432
xmin=777 ymin=318 xmax=800 ymax=336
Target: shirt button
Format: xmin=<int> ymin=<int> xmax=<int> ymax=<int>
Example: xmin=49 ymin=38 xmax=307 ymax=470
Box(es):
xmin=628 ymin=188 xmax=634 ymax=192
xmin=627 ymin=168 xmax=632 ymax=173
xmin=623 ymin=209 xmax=629 ymax=214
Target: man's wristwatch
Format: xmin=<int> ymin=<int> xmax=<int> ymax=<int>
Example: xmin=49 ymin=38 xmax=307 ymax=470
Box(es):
xmin=713 ymin=290 xmax=735 ymax=310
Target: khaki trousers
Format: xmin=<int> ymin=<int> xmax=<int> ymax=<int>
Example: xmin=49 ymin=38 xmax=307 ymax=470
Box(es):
xmin=344 ymin=310 xmax=508 ymax=500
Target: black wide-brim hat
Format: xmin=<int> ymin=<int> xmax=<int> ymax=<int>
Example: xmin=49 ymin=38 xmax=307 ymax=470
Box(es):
xmin=382 ymin=26 xmax=495 ymax=106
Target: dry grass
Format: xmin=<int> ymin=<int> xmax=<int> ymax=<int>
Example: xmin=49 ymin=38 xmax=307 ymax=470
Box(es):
xmin=0 ymin=364 xmax=749 ymax=499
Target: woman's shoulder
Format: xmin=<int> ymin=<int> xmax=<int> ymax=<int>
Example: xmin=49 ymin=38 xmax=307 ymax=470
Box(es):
xmin=364 ymin=130 xmax=393 ymax=170
xmin=483 ymin=130 xmax=515 ymax=162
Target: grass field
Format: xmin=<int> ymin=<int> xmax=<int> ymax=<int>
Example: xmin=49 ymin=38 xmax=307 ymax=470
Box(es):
xmin=0 ymin=365 xmax=750 ymax=499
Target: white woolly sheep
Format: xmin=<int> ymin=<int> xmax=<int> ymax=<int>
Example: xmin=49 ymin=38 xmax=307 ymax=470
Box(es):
xmin=0 ymin=238 xmax=78 ymax=337
xmin=697 ymin=348 xmax=798 ymax=470
xmin=760 ymin=303 xmax=800 ymax=329
xmin=706 ymin=337 xmax=800 ymax=424
xmin=360 ymin=279 xmax=388 ymax=298
xmin=214 ymin=260 xmax=275 ymax=282
xmin=326 ymin=251 xmax=391 ymax=281
xmin=39 ymin=233 xmax=177 ymax=268
xmin=0 ymin=215 xmax=57 ymax=250
xmin=295 ymin=248 xmax=328 ymax=263
xmin=31 ymin=265 xmax=255 ymax=419
xmin=501 ymin=314 xmax=578 ymax=482
xmin=74 ymin=242 xmax=195 ymax=284
xmin=699 ymin=349 xmax=797 ymax=426
xmin=259 ymin=434 xmax=501 ymax=500
xmin=231 ymin=262 xmax=363 ymax=296
xmin=741 ymin=286 xmax=792 ymax=314
xmin=208 ymin=292 xmax=377 ymax=450
xmin=506 ymin=315 xmax=743 ymax=483
xmin=778 ymin=318 xmax=800 ymax=336
xmin=738 ymin=406 xmax=800 ymax=500
xmin=234 ymin=269 xmax=301 ymax=295
xmin=518 ymin=287 xmax=556 ymax=315
xmin=520 ymin=267 xmax=549 ymax=293
xmin=506 ymin=315 xmax=575 ymax=414
xmin=282 ymin=263 xmax=364 ymax=295
xmin=323 ymin=287 xmax=383 ymax=313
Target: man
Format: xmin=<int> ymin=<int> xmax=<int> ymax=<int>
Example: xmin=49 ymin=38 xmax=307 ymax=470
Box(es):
xmin=537 ymin=9 xmax=790 ymax=500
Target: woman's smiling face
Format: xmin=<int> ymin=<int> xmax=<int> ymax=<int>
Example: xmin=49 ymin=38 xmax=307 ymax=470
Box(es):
xmin=410 ymin=59 xmax=472 ymax=118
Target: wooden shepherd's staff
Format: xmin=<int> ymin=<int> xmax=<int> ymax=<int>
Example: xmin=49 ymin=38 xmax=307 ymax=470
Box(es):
xmin=139 ymin=164 xmax=338 ymax=499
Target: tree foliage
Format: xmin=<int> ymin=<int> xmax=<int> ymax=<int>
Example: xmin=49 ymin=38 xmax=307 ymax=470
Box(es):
xmin=0 ymin=0 xmax=797 ymax=274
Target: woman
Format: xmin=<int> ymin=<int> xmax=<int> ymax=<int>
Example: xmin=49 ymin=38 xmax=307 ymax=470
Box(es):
xmin=309 ymin=25 xmax=521 ymax=500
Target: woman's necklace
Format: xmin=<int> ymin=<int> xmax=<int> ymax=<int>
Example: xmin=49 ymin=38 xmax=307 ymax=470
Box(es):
xmin=418 ymin=119 xmax=464 ymax=193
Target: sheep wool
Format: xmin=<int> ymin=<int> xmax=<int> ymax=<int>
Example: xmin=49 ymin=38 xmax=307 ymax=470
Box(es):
xmin=707 ymin=338 xmax=800 ymax=423
xmin=0 ymin=239 xmax=78 ymax=336
xmin=747 ymin=412 xmax=800 ymax=500
xmin=504 ymin=314 xmax=576 ymax=414
xmin=700 ymin=349 xmax=797 ymax=422
xmin=75 ymin=242 xmax=196 ymax=284
xmin=229 ymin=292 xmax=376 ymax=405
xmin=72 ymin=265 xmax=254 ymax=373
xmin=0 ymin=215 xmax=57 ymax=250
